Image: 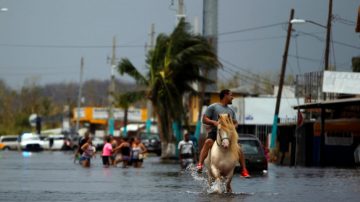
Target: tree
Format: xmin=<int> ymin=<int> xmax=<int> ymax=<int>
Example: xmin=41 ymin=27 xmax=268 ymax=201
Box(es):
xmin=115 ymin=92 xmax=145 ymax=136
xmin=117 ymin=19 xmax=221 ymax=158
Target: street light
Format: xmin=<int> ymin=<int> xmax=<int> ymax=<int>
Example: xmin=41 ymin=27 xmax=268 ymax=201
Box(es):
xmin=291 ymin=16 xmax=332 ymax=101
xmin=290 ymin=18 xmax=327 ymax=29
xmin=0 ymin=7 xmax=8 ymax=12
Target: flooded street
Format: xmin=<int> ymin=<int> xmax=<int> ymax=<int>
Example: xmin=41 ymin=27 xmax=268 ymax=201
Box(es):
xmin=0 ymin=151 xmax=359 ymax=202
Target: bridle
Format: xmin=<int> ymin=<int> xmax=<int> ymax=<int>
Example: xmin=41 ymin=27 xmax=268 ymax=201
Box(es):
xmin=216 ymin=126 xmax=230 ymax=147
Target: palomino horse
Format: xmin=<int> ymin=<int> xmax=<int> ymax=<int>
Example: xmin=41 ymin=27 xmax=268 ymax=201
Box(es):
xmin=204 ymin=114 xmax=240 ymax=193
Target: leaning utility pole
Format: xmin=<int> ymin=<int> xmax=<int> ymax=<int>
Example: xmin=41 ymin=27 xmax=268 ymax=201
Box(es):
xmin=323 ymin=0 xmax=332 ymax=100
xmin=75 ymin=57 xmax=84 ymax=133
xmin=270 ymin=9 xmax=294 ymax=149
xmin=108 ymin=36 xmax=116 ymax=136
xmin=324 ymin=0 xmax=332 ymax=72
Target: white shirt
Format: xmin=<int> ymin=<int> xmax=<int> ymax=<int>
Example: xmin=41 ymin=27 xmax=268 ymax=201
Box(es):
xmin=178 ymin=140 xmax=194 ymax=155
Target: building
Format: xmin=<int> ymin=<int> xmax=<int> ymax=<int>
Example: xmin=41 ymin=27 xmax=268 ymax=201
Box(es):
xmin=72 ymin=107 xmax=147 ymax=136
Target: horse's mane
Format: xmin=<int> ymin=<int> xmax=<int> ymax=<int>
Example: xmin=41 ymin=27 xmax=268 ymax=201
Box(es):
xmin=218 ymin=114 xmax=240 ymax=159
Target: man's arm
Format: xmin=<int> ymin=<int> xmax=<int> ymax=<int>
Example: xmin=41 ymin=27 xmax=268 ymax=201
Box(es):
xmin=232 ymin=119 xmax=238 ymax=128
xmin=202 ymin=114 xmax=218 ymax=127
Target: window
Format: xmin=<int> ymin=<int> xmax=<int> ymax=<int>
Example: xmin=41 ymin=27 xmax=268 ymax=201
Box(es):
xmin=325 ymin=132 xmax=353 ymax=146
xmin=239 ymin=140 xmax=260 ymax=155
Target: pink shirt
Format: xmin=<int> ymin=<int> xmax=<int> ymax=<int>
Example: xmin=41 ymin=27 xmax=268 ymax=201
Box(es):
xmin=102 ymin=142 xmax=113 ymax=156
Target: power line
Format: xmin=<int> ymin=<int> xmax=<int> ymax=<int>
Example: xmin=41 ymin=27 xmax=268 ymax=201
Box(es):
xmin=219 ymin=57 xmax=298 ymax=100
xmin=296 ymin=30 xmax=360 ymax=50
xmin=218 ymin=22 xmax=287 ymax=36
xmin=293 ymin=34 xmax=302 ymax=75
xmin=333 ymin=14 xmax=356 ymax=26
xmin=220 ymin=67 xmax=271 ymax=93
xmin=218 ymin=57 xmax=276 ymax=86
xmin=331 ymin=28 xmax=337 ymax=70
xmin=0 ymin=71 xmax=78 ymax=76
xmin=220 ymin=62 xmax=275 ymax=90
xmin=0 ymin=43 xmax=144 ymax=49
xmin=288 ymin=54 xmax=322 ymax=63
xmin=219 ymin=35 xmax=286 ymax=44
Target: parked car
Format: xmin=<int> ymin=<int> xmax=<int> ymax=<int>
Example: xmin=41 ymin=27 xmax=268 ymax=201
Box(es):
xmin=42 ymin=134 xmax=65 ymax=150
xmin=61 ymin=130 xmax=80 ymax=151
xmin=0 ymin=142 xmax=5 ymax=150
xmin=92 ymin=136 xmax=104 ymax=151
xmin=235 ymin=134 xmax=268 ymax=173
xmin=19 ymin=133 xmax=44 ymax=151
xmin=0 ymin=135 xmax=20 ymax=150
xmin=140 ymin=132 xmax=161 ymax=156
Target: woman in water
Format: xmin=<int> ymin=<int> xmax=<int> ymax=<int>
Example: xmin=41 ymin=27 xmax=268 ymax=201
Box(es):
xmin=113 ymin=137 xmax=131 ymax=168
xmin=130 ymin=137 xmax=147 ymax=168
xmin=80 ymin=138 xmax=96 ymax=167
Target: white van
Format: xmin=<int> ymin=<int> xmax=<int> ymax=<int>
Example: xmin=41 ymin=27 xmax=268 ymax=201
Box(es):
xmin=42 ymin=134 xmax=65 ymax=150
xmin=0 ymin=135 xmax=20 ymax=150
xmin=19 ymin=133 xmax=44 ymax=151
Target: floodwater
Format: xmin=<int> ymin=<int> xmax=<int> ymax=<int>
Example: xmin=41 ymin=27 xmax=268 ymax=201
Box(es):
xmin=0 ymin=151 xmax=359 ymax=202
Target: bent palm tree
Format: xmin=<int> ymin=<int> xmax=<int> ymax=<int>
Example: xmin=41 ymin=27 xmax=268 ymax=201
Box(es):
xmin=117 ymin=19 xmax=221 ymax=158
xmin=115 ymin=92 xmax=145 ymax=137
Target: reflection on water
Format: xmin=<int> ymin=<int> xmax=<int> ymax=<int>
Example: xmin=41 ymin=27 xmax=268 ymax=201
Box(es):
xmin=0 ymin=151 xmax=359 ymax=202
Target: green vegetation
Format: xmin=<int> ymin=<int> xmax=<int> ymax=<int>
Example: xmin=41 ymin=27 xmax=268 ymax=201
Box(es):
xmin=117 ymin=19 xmax=221 ymax=156
xmin=0 ymin=79 xmax=138 ymax=135
xmin=0 ymin=80 xmax=60 ymax=135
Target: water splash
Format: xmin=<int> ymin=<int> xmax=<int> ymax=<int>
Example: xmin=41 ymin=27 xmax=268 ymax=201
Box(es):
xmin=185 ymin=164 xmax=228 ymax=194
xmin=185 ymin=163 xmax=208 ymax=188
xmin=207 ymin=180 xmax=227 ymax=194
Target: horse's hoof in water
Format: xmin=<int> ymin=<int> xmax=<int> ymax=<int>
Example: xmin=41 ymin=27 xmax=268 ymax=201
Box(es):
xmin=212 ymin=188 xmax=222 ymax=194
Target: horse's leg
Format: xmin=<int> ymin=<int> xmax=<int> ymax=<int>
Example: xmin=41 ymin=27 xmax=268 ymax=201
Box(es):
xmin=207 ymin=175 xmax=213 ymax=187
xmin=226 ymin=177 xmax=233 ymax=193
xmin=225 ymin=171 xmax=235 ymax=193
xmin=210 ymin=165 xmax=223 ymax=193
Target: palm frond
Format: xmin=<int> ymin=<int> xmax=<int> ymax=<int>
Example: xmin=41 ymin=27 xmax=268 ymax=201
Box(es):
xmin=115 ymin=90 xmax=147 ymax=109
xmin=117 ymin=58 xmax=148 ymax=85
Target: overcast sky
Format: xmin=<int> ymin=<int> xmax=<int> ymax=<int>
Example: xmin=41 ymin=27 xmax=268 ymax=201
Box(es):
xmin=0 ymin=0 xmax=359 ymax=89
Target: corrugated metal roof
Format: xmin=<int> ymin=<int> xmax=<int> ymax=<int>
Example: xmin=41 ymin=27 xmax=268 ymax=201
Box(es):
xmin=293 ymin=97 xmax=360 ymax=109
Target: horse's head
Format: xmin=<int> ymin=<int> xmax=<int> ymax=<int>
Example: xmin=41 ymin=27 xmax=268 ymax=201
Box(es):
xmin=216 ymin=114 xmax=235 ymax=149
xmin=217 ymin=125 xmax=230 ymax=149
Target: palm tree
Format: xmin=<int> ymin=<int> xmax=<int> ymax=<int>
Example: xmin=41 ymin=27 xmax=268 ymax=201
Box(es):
xmin=117 ymin=19 xmax=221 ymax=158
xmin=115 ymin=92 xmax=144 ymax=137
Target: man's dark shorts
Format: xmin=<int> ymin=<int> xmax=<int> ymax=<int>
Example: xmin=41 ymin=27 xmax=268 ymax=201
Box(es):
xmin=207 ymin=130 xmax=217 ymax=141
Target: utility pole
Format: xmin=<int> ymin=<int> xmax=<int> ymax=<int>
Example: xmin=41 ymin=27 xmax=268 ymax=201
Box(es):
xmin=195 ymin=0 xmax=218 ymax=146
xmin=356 ymin=6 xmax=360 ymax=33
xmin=149 ymin=23 xmax=155 ymax=50
xmin=146 ymin=24 xmax=155 ymax=135
xmin=270 ymin=9 xmax=294 ymax=149
xmin=176 ymin=0 xmax=185 ymax=24
xmin=203 ymin=0 xmax=218 ymax=92
xmin=108 ymin=36 xmax=116 ymax=136
xmin=324 ymin=0 xmax=332 ymax=71
xmin=323 ymin=0 xmax=332 ymax=100
xmin=75 ymin=57 xmax=84 ymax=134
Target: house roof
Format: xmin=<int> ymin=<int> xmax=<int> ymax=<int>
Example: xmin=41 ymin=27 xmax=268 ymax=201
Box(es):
xmin=293 ymin=97 xmax=360 ymax=109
